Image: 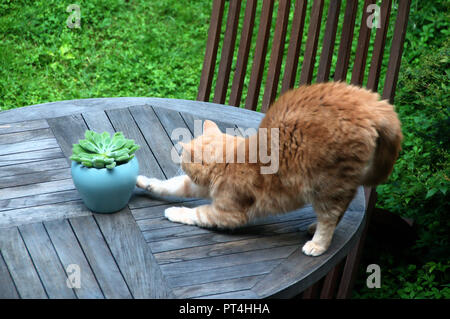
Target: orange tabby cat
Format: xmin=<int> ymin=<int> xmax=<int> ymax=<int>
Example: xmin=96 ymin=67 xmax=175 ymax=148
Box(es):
xmin=136 ymin=82 xmax=402 ymax=256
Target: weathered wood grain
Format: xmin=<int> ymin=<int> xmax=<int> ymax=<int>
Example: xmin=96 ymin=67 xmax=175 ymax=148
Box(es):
xmin=0 ymin=167 xmax=71 ymax=189
xmin=160 ymin=244 xmax=298 ymax=276
xmin=0 ymin=189 xmax=80 ymax=212
xmin=173 ymin=274 xmax=263 ymax=299
xmin=19 ymin=222 xmax=77 ymax=298
xmin=0 ymin=119 xmax=48 ymax=134
xmin=0 ymin=178 xmax=74 ymax=200
xmin=167 ymin=259 xmax=282 ymax=288
xmin=0 ymin=128 xmax=53 ymax=145
xmin=106 ymin=107 xmax=165 ymax=179
xmin=0 ymin=157 xmax=68 ymax=178
xmin=0 ymin=227 xmax=47 ymax=298
xmin=81 ymin=111 xmax=116 ymax=135
xmin=154 ymin=232 xmax=302 ymax=265
xmin=195 ymin=289 xmax=259 ymax=299
xmin=0 ymin=148 xmax=63 ymax=167
xmin=0 ymin=138 xmax=59 ymax=156
xmin=44 ymin=219 xmax=104 ymax=299
xmin=129 ymin=105 xmax=180 ymax=178
xmin=47 ymin=114 xmax=88 ymax=164
xmin=152 ymin=106 xmax=194 ymax=142
xmin=0 ymin=200 xmax=91 ymax=229
xmin=94 ymin=207 xmax=173 ymax=298
xmin=0 ymin=249 xmax=20 ymax=298
xmin=69 ymin=215 xmax=132 ymax=299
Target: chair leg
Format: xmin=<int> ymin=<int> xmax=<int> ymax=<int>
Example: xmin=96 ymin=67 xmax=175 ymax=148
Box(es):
xmin=336 ymin=187 xmax=377 ymax=299
xmin=320 ymin=259 xmax=345 ymax=299
xmin=302 ymin=277 xmax=323 ymax=299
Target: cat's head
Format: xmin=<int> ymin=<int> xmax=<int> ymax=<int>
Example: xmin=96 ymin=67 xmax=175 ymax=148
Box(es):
xmin=178 ymin=120 xmax=231 ymax=185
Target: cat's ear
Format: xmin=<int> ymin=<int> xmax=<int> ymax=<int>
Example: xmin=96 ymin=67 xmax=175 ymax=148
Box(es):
xmin=203 ymin=120 xmax=221 ymax=135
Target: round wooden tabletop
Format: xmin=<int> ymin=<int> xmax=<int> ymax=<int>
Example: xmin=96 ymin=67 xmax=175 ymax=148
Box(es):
xmin=0 ymin=98 xmax=366 ymax=298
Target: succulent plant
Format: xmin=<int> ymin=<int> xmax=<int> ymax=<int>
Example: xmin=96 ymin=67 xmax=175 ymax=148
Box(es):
xmin=70 ymin=130 xmax=140 ymax=169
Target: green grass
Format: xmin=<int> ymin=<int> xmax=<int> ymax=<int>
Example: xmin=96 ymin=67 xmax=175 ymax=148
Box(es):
xmin=1 ymin=0 xmax=448 ymax=298
xmin=0 ymin=0 xmax=211 ymax=109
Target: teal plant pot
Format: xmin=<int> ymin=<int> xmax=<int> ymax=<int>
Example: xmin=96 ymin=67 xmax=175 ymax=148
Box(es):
xmin=71 ymin=157 xmax=139 ymax=213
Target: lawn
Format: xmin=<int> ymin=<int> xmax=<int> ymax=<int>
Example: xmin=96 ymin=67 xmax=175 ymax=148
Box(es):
xmin=1 ymin=0 xmax=448 ymax=298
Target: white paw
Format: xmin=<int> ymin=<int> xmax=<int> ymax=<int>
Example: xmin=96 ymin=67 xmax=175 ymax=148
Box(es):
xmin=164 ymin=206 xmax=197 ymax=225
xmin=302 ymin=240 xmax=327 ymax=256
xmin=136 ymin=175 xmax=163 ymax=192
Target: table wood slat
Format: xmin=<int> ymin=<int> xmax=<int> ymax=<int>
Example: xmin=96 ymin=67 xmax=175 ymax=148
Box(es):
xmin=19 ymin=222 xmax=77 ymax=299
xmin=0 ymin=128 xmax=53 ymax=145
xmin=47 ymin=114 xmax=88 ymax=165
xmin=106 ymin=108 xmax=165 ymax=180
xmin=0 ymin=119 xmax=48 ymax=134
xmin=129 ymin=105 xmax=180 ymax=178
xmin=152 ymin=106 xmax=194 ymax=142
xmin=0 ymin=158 xmax=69 ymax=178
xmin=173 ymin=274 xmax=263 ymax=299
xmin=160 ymin=244 xmax=298 ymax=276
xmin=0 ymin=200 xmax=90 ymax=229
xmin=195 ymin=289 xmax=260 ymax=299
xmin=167 ymin=259 xmax=282 ymax=288
xmin=69 ymin=215 xmax=132 ymax=299
xmin=0 ymin=148 xmax=63 ymax=167
xmin=0 ymin=245 xmax=20 ymax=298
xmin=0 ymin=190 xmax=80 ymax=212
xmin=0 ymin=167 xmax=71 ymax=189
xmin=94 ymin=207 xmax=173 ymax=298
xmin=81 ymin=111 xmax=116 ymax=135
xmin=44 ymin=219 xmax=105 ymax=299
xmin=154 ymin=232 xmax=301 ymax=265
xmin=0 ymin=138 xmax=59 ymax=156
xmin=0 ymin=178 xmax=74 ymax=201
xmin=0 ymin=227 xmax=47 ymax=298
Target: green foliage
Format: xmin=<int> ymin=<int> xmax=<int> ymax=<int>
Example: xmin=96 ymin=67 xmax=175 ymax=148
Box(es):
xmin=0 ymin=0 xmax=211 ymax=110
xmin=353 ymin=1 xmax=450 ymax=299
xmin=354 ymin=261 xmax=450 ymax=299
xmin=70 ymin=130 xmax=140 ymax=169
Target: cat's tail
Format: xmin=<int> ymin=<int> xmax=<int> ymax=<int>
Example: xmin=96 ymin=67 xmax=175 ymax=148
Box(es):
xmin=361 ymin=100 xmax=403 ymax=186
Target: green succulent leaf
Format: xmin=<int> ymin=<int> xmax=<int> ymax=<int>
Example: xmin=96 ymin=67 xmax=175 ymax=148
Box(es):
xmin=106 ymin=162 xmax=116 ymax=169
xmin=71 ymin=130 xmax=140 ymax=169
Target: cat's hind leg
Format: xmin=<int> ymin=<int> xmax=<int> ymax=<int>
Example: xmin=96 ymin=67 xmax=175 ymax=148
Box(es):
xmin=302 ymin=190 xmax=355 ymax=256
xmin=164 ymin=204 xmax=248 ymax=229
xmin=136 ymin=175 xmax=209 ymax=198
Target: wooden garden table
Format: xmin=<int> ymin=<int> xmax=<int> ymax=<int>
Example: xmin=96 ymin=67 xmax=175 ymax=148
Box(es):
xmin=0 ymin=98 xmax=366 ymax=298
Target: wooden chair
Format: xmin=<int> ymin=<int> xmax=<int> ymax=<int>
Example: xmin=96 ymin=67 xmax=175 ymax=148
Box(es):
xmin=197 ymin=0 xmax=411 ymax=298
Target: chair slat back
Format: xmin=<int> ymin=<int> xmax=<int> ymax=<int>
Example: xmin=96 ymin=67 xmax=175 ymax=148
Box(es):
xmin=198 ymin=0 xmax=412 ymax=110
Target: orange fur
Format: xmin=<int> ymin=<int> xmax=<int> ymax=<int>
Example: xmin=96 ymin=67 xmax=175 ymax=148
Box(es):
xmin=138 ymin=82 xmax=403 ymax=256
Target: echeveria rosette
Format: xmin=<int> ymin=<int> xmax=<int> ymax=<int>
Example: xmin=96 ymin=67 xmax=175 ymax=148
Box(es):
xmin=70 ymin=131 xmax=140 ymax=169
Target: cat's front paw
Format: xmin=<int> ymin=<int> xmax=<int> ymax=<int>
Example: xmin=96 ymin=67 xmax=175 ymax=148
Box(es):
xmin=136 ymin=175 xmax=163 ymax=193
xmin=302 ymin=240 xmax=327 ymax=256
xmin=164 ymin=206 xmax=197 ymax=225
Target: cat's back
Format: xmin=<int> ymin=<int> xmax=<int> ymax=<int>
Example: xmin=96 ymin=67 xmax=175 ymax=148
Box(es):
xmin=259 ymin=82 xmax=383 ymax=172
xmin=260 ymin=82 xmax=379 ymax=130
